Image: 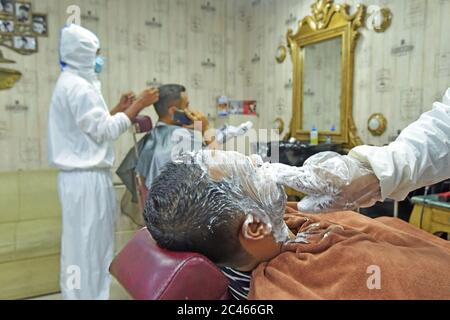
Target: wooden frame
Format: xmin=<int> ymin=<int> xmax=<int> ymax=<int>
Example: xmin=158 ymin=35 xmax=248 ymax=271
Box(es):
xmin=14 ymin=1 xmax=32 ymax=25
xmin=31 ymin=13 xmax=48 ymax=37
xmin=286 ymin=0 xmax=365 ymax=148
xmin=0 ymin=0 xmax=15 ymax=18
xmin=0 ymin=18 xmax=14 ymax=35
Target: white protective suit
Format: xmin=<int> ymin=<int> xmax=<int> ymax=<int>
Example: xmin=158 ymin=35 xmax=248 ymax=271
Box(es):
xmin=48 ymin=24 xmax=131 ymax=299
xmin=268 ymin=88 xmax=450 ymax=213
xmin=350 ymin=88 xmax=450 ymax=201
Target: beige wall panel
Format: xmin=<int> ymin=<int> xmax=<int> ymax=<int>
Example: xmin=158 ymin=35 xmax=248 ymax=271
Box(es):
xmin=0 ymin=255 xmax=60 ymax=300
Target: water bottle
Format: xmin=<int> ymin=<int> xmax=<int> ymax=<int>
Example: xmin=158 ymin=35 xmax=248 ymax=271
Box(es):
xmin=310 ymin=126 xmax=318 ymax=146
xmin=326 ymin=125 xmax=336 ymax=144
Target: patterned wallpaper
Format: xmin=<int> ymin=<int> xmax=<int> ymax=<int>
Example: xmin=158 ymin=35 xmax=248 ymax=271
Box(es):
xmin=0 ymin=0 xmax=449 ymax=172
xmin=0 ymin=0 xmax=240 ymax=172
xmin=239 ymin=0 xmax=450 ymax=145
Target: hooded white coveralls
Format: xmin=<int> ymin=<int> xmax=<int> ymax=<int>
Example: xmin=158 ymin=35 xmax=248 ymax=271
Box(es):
xmin=48 ymin=24 xmax=131 ymax=300
xmin=350 ymin=88 xmax=450 ymax=201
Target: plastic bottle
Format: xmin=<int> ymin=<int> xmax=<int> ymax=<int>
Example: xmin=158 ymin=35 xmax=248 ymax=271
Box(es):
xmin=326 ymin=125 xmax=336 ymax=144
xmin=310 ymin=126 xmax=319 ymax=146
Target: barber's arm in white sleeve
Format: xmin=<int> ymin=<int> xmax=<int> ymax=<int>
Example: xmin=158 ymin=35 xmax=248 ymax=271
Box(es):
xmin=350 ymin=92 xmax=450 ymax=201
xmin=70 ymin=83 xmax=132 ymax=144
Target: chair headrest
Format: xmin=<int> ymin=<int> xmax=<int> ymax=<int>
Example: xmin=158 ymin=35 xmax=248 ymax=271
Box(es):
xmin=110 ymin=228 xmax=230 ymax=300
xmin=133 ymin=116 xmax=153 ymax=134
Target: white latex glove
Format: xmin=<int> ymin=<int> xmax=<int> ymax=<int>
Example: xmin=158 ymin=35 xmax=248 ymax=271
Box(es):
xmin=263 ymin=152 xmax=382 ymax=213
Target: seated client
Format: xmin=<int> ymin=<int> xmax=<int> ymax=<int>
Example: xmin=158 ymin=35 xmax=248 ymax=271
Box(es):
xmin=144 ymin=150 xmax=450 ymax=300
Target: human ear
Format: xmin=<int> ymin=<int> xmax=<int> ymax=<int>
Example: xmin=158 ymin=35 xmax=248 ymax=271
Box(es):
xmin=168 ymin=106 xmax=177 ymax=117
xmin=241 ymin=215 xmax=272 ymax=241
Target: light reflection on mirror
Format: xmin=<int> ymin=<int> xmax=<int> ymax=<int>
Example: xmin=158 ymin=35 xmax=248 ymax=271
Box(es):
xmin=302 ymin=37 xmax=342 ymax=133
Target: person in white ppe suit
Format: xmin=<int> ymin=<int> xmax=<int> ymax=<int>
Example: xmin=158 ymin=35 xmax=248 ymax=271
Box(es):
xmin=48 ymin=24 xmax=159 ymax=300
xmin=269 ymin=88 xmax=450 ymax=213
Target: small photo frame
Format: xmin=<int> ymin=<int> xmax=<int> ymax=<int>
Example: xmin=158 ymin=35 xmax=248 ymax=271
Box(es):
xmin=229 ymin=100 xmax=244 ymax=115
xmin=0 ymin=19 xmax=14 ymax=34
xmin=0 ymin=0 xmax=14 ymax=16
xmin=243 ymin=100 xmax=257 ymax=115
xmin=15 ymin=1 xmax=32 ymax=25
xmin=32 ymin=13 xmax=47 ymax=36
xmin=13 ymin=35 xmax=37 ymax=52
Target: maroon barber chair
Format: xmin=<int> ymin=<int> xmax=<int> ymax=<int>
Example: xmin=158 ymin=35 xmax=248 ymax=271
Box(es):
xmin=109 ymin=228 xmax=230 ymax=300
xmin=111 ymin=116 xmax=230 ymax=300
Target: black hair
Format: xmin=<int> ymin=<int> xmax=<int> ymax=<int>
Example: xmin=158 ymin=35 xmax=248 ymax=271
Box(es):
xmin=154 ymin=84 xmax=186 ymax=118
xmin=144 ymin=161 xmax=247 ymax=266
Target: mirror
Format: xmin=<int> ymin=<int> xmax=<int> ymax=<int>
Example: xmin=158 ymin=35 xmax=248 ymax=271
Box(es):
xmin=302 ymin=37 xmax=342 ymax=133
xmin=286 ymin=0 xmax=366 ymax=148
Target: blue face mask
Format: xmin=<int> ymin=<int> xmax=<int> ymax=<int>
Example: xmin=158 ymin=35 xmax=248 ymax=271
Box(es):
xmin=95 ymin=55 xmax=105 ymax=74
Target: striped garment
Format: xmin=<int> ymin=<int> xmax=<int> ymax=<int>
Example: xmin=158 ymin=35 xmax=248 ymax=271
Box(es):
xmin=221 ymin=267 xmax=252 ymax=300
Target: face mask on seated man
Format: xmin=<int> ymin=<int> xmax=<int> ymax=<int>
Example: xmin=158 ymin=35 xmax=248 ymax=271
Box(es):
xmin=144 ymin=150 xmax=290 ymax=272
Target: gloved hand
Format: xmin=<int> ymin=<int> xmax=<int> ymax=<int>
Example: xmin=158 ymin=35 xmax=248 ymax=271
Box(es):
xmin=263 ymin=152 xmax=382 ymax=213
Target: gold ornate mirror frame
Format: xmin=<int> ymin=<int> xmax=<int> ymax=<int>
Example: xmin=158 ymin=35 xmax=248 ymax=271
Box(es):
xmin=287 ymin=0 xmax=365 ymax=148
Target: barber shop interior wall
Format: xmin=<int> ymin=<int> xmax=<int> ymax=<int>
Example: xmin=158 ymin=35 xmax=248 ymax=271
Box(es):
xmin=1 ymin=0 xmax=450 ymax=173
xmin=240 ymin=0 xmax=450 ymax=146
xmin=0 ymin=0 xmax=247 ymax=173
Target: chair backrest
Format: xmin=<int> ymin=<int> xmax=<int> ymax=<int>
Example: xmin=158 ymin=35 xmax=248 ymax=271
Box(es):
xmin=110 ymin=228 xmax=230 ymax=300
xmin=133 ymin=115 xmax=153 ymax=134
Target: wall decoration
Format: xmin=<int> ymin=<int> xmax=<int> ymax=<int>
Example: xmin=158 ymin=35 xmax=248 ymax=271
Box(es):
xmin=146 ymin=78 xmax=162 ymax=88
xmin=13 ymin=34 xmax=36 ymax=52
xmin=229 ymin=100 xmax=243 ymax=114
xmin=0 ymin=0 xmax=48 ymax=93
xmin=81 ymin=10 xmax=99 ymax=23
xmin=201 ymin=58 xmax=216 ymax=68
xmin=0 ymin=19 xmax=14 ymax=34
xmin=368 ymin=113 xmax=387 ymax=136
xmin=31 ymin=13 xmax=47 ymax=36
xmin=366 ymin=5 xmax=392 ymax=33
xmin=0 ymin=49 xmax=20 ymax=90
xmin=275 ymin=45 xmax=287 ymax=64
xmin=375 ymin=69 xmax=393 ymax=93
xmin=5 ymin=100 xmax=28 ymax=112
xmin=208 ymin=34 xmax=223 ymax=54
xmin=251 ymin=0 xmax=262 ymax=7
xmin=228 ymin=100 xmax=257 ymax=116
xmin=190 ymin=16 xmax=203 ymax=33
xmin=19 ymin=137 xmax=40 ymax=163
xmin=156 ymin=52 xmax=170 ymax=73
xmin=251 ymin=53 xmax=260 ymax=64
xmin=391 ymin=39 xmax=414 ymax=57
xmin=201 ymin=2 xmax=216 ymax=13
xmin=15 ymin=1 xmax=31 ymax=25
xmin=435 ymin=51 xmax=450 ymax=78
xmin=190 ymin=73 xmax=203 ymax=90
xmin=133 ymin=32 xmax=147 ymax=51
xmin=404 ymin=0 xmax=426 ymax=28
xmin=154 ymin=0 xmax=169 ymax=14
xmin=400 ymin=88 xmax=422 ymax=121
xmin=284 ymin=78 xmax=292 ymax=90
xmin=0 ymin=0 xmax=14 ymax=15
xmin=145 ymin=17 xmax=162 ymax=29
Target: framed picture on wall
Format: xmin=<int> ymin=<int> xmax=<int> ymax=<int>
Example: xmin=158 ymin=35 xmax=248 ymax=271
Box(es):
xmin=0 ymin=19 xmax=14 ymax=34
xmin=0 ymin=0 xmax=14 ymax=17
xmin=15 ymin=1 xmax=32 ymax=25
xmin=13 ymin=35 xmax=37 ymax=53
xmin=32 ymin=13 xmax=47 ymax=36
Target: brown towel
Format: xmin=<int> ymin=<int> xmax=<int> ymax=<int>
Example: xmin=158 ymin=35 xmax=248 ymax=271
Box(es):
xmin=249 ymin=211 xmax=450 ymax=300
